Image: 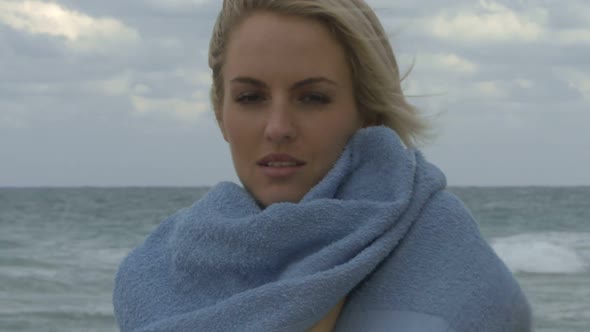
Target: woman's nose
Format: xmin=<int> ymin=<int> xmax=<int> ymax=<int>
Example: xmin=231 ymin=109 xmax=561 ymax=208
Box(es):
xmin=264 ymin=103 xmax=297 ymax=144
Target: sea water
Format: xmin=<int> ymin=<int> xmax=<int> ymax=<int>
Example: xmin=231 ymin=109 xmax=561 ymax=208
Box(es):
xmin=0 ymin=187 xmax=588 ymax=331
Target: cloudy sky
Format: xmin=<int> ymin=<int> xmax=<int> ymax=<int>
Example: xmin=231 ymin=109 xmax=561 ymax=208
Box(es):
xmin=1 ymin=0 xmax=589 ymax=187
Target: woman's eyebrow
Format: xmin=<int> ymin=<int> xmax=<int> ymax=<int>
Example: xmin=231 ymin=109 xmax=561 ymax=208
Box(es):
xmin=291 ymin=77 xmax=338 ymax=89
xmin=230 ymin=77 xmax=338 ymax=89
xmin=230 ymin=77 xmax=267 ymax=88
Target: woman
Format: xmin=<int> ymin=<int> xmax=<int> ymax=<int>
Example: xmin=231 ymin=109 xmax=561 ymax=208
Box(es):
xmin=113 ymin=1 xmax=532 ymax=331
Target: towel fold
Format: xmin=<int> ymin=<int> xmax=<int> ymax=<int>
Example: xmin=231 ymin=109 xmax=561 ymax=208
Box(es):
xmin=113 ymin=126 xmax=531 ymax=331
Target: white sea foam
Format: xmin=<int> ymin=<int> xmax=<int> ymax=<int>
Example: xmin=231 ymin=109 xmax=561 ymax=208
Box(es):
xmin=491 ymin=232 xmax=590 ymax=274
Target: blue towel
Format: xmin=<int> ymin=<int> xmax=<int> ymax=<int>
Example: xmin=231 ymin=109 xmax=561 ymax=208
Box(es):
xmin=113 ymin=126 xmax=531 ymax=331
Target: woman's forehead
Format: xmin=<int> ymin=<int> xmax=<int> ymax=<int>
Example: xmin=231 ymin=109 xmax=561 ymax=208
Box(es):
xmin=223 ymin=12 xmax=351 ymax=83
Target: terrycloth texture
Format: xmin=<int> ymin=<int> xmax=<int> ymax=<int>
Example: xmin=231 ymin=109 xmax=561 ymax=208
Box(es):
xmin=113 ymin=126 xmax=531 ymax=332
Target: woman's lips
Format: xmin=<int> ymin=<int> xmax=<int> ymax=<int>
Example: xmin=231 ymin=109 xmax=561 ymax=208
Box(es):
xmin=257 ymin=153 xmax=306 ymax=178
xmin=257 ymin=153 xmax=306 ymax=166
xmin=259 ymin=163 xmax=305 ymax=178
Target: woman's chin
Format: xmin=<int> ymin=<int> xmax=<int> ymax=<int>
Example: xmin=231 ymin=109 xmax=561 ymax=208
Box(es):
xmin=253 ymin=188 xmax=307 ymax=208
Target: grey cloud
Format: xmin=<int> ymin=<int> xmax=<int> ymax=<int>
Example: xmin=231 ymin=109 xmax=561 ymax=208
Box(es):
xmin=54 ymin=0 xmax=219 ymax=19
xmin=1 ymin=0 xmax=589 ymax=186
xmin=442 ymin=41 xmax=590 ymax=66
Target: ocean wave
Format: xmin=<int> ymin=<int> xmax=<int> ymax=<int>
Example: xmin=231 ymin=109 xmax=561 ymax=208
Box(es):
xmin=491 ymin=232 xmax=590 ymax=274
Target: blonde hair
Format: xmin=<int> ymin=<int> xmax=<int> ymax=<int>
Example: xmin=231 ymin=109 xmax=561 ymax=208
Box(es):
xmin=208 ymin=0 xmax=430 ymax=147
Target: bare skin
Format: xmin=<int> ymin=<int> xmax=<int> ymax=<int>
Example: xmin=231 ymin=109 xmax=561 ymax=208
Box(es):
xmin=308 ymin=299 xmax=345 ymax=332
xmin=219 ymin=11 xmax=364 ymax=208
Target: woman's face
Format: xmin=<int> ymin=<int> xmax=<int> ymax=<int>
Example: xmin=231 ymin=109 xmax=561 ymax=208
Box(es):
xmin=218 ymin=11 xmax=363 ymax=207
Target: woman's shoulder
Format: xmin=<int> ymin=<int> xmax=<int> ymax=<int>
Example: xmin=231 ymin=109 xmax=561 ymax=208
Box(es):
xmin=412 ymin=189 xmax=532 ymax=329
xmin=337 ymin=190 xmax=532 ymax=331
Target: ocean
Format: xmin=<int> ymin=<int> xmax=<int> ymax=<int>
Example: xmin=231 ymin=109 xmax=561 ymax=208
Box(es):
xmin=0 ymin=187 xmax=588 ymax=331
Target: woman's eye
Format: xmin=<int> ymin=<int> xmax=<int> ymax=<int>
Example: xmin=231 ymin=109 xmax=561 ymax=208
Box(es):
xmin=301 ymin=93 xmax=331 ymax=104
xmin=236 ymin=93 xmax=264 ymax=104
